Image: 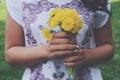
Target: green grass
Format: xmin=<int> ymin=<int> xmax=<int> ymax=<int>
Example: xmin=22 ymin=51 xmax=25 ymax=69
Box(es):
xmin=0 ymin=0 xmax=120 ymax=80
xmin=0 ymin=1 xmax=24 ymax=80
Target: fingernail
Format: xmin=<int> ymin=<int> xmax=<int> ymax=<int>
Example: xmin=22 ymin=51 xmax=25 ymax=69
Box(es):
xmin=74 ymin=49 xmax=78 ymax=53
xmin=76 ymin=45 xmax=80 ymax=48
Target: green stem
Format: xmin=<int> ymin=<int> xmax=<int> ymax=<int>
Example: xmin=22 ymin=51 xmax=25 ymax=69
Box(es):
xmin=67 ymin=67 xmax=78 ymax=80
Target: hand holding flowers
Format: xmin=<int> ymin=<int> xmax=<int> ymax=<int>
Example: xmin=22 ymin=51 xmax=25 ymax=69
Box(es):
xmin=42 ymin=8 xmax=84 ymax=80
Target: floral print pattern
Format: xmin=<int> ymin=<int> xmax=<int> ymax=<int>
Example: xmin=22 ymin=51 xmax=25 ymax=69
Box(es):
xmin=23 ymin=0 xmax=59 ymax=24
xmin=75 ymin=66 xmax=92 ymax=80
xmin=21 ymin=0 xmax=98 ymax=80
xmin=26 ymin=26 xmax=37 ymax=46
xmin=22 ymin=0 xmax=95 ymax=26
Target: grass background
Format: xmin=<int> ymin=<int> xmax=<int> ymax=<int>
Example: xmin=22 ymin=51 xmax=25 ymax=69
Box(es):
xmin=0 ymin=0 xmax=120 ymax=80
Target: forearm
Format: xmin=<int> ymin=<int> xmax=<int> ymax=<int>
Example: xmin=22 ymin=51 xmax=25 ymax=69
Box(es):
xmin=83 ymin=44 xmax=114 ymax=66
xmin=5 ymin=44 xmax=48 ymax=67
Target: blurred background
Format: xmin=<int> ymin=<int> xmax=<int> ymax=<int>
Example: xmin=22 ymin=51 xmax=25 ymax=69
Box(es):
xmin=0 ymin=0 xmax=120 ymax=80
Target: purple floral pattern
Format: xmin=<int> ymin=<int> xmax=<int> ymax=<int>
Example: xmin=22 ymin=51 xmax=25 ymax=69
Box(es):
xmin=22 ymin=0 xmax=97 ymax=80
xmin=26 ymin=26 xmax=37 ymax=46
xmin=75 ymin=66 xmax=92 ymax=80
xmin=81 ymin=27 xmax=93 ymax=49
xmin=66 ymin=78 xmax=74 ymax=80
xmin=53 ymin=72 xmax=65 ymax=79
xmin=22 ymin=0 xmax=59 ymax=24
xmin=30 ymin=64 xmax=46 ymax=80
xmin=22 ymin=0 xmax=59 ymax=46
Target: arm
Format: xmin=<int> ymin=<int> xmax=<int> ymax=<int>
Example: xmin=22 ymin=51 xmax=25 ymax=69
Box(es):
xmin=63 ymin=17 xmax=114 ymax=66
xmin=5 ymin=12 xmax=77 ymax=67
xmin=5 ymin=12 xmax=48 ymax=67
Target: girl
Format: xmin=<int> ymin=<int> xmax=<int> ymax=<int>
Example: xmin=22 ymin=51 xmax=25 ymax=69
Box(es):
xmin=5 ymin=0 xmax=114 ymax=80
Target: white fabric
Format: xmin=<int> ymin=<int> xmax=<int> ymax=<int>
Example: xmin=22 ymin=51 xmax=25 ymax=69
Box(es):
xmin=6 ymin=0 xmax=23 ymax=27
xmin=7 ymin=0 xmax=111 ymax=80
xmin=93 ymin=1 xmax=111 ymax=29
xmin=89 ymin=67 xmax=103 ymax=80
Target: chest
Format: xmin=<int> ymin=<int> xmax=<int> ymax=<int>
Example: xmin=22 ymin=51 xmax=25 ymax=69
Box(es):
xmin=22 ymin=0 xmax=95 ymax=25
xmin=21 ymin=0 xmax=96 ymax=47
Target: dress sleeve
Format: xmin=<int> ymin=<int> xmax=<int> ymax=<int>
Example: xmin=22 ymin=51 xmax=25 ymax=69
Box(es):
xmin=6 ymin=0 xmax=23 ymax=27
xmin=93 ymin=0 xmax=111 ymax=29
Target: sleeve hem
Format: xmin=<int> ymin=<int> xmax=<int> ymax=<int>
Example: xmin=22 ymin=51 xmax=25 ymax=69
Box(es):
xmin=94 ymin=14 xmax=109 ymax=29
xmin=7 ymin=10 xmax=23 ymax=27
xmin=6 ymin=0 xmax=23 ymax=27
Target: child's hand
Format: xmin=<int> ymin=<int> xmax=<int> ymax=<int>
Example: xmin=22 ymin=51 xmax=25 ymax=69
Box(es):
xmin=45 ymin=31 xmax=79 ymax=59
xmin=63 ymin=48 xmax=85 ymax=67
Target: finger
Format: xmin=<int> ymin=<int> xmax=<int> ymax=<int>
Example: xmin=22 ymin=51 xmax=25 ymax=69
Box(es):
xmin=50 ymin=38 xmax=76 ymax=44
xmin=52 ymin=31 xmax=72 ymax=38
xmin=49 ymin=50 xmax=74 ymax=58
xmin=49 ymin=44 xmax=78 ymax=51
xmin=63 ymin=55 xmax=80 ymax=62
xmin=77 ymin=49 xmax=85 ymax=60
xmin=64 ymin=61 xmax=83 ymax=67
xmin=63 ymin=49 xmax=85 ymax=62
xmin=78 ymin=48 xmax=84 ymax=53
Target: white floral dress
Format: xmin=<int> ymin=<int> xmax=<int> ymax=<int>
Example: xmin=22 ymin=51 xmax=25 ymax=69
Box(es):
xmin=7 ymin=0 xmax=110 ymax=80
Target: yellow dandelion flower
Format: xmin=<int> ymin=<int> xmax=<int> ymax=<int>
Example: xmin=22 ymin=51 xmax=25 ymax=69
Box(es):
xmin=75 ymin=17 xmax=83 ymax=29
xmin=48 ymin=8 xmax=83 ymax=34
xmin=55 ymin=10 xmax=65 ymax=21
xmin=48 ymin=8 xmax=64 ymax=28
xmin=61 ymin=17 xmax=75 ymax=31
xmin=71 ymin=26 xmax=80 ymax=34
xmin=72 ymin=17 xmax=83 ymax=33
xmin=50 ymin=8 xmax=63 ymax=17
xmin=64 ymin=8 xmax=79 ymax=19
xmin=48 ymin=17 xmax=59 ymax=28
xmin=42 ymin=28 xmax=52 ymax=40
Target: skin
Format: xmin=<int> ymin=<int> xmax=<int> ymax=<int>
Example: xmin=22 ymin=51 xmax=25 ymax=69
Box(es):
xmin=5 ymin=11 xmax=114 ymax=67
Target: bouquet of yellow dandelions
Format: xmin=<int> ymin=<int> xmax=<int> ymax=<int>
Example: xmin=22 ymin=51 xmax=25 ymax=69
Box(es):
xmin=42 ymin=8 xmax=83 ymax=79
